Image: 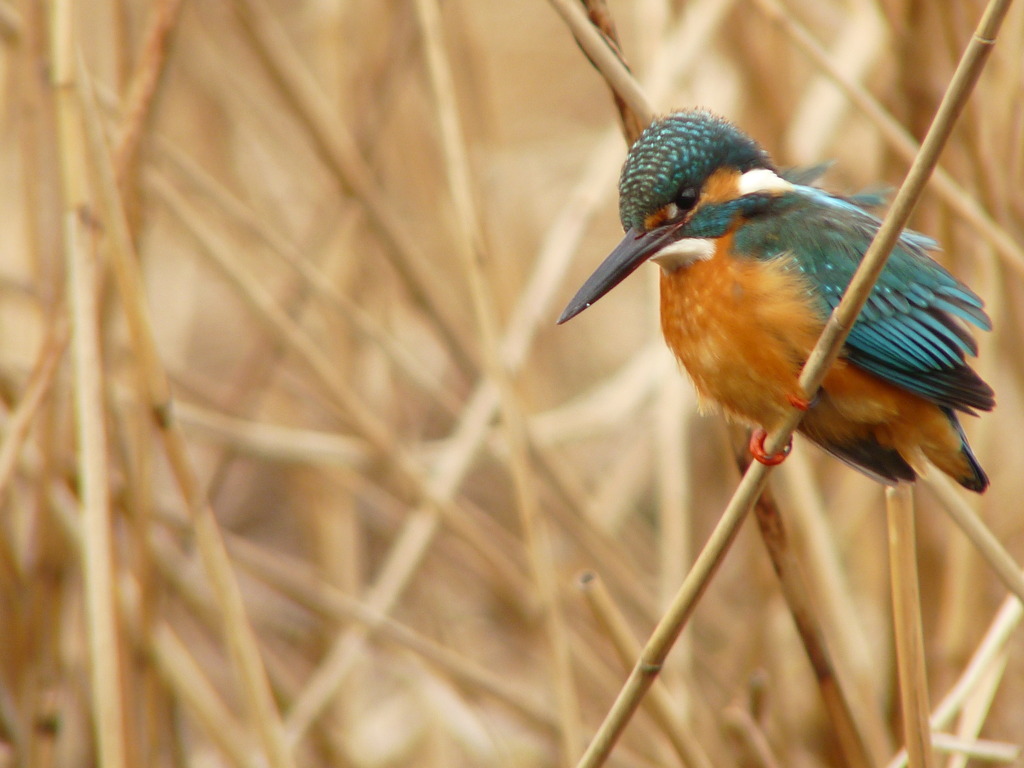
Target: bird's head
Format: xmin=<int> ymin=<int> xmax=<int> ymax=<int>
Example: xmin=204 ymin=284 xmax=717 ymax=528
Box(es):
xmin=559 ymin=110 xmax=793 ymax=323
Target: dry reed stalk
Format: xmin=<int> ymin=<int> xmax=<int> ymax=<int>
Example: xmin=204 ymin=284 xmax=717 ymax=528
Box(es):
xmin=148 ymin=160 xmax=531 ymax=585
xmin=574 ymin=459 xmax=776 ymax=768
xmin=224 ymin=534 xmax=557 ymax=731
xmin=113 ymin=403 xmax=164 ymax=766
xmin=885 ymin=486 xmax=935 ymax=768
xmin=111 ymin=0 xmax=183 ymax=187
xmin=146 ymin=150 xmax=461 ymax=414
xmin=888 ymin=596 xmax=1022 ymax=768
xmin=944 ymin=658 xmax=1008 ymax=768
xmin=744 ymin=471 xmax=878 ymax=768
xmin=75 ymin=52 xmax=297 ymax=768
xmin=51 ymin=5 xmax=128 ymax=766
xmin=229 ymin=0 xmax=476 ymax=377
xmin=653 ymin=381 xmax=692 ymax=698
xmin=579 ymin=0 xmax=647 ymax=143
xmin=933 ymin=598 xmax=1019 ymax=726
xmin=0 ymin=329 xmax=66 ymax=504
xmin=85 ymin=558 xmax=253 ymax=768
xmin=546 ymin=0 xmax=654 ymax=131
xmin=932 ymin=734 xmax=1019 ymax=764
xmin=774 ymin=451 xmax=894 ymax=752
xmin=652 ymin=398 xmax=690 ymax=548
xmin=413 ymin=0 xmax=583 ymax=761
xmin=923 ymin=474 xmax=1024 ymax=604
xmin=173 ymin=400 xmax=371 ymax=468
xmin=578 ymin=571 xmax=713 ymax=768
xmin=721 ymin=705 xmax=782 ymax=768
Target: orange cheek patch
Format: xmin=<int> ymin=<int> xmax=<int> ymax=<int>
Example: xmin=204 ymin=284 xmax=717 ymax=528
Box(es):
xmin=644 ymin=208 xmax=671 ymax=230
xmin=701 ymin=167 xmax=742 ymax=204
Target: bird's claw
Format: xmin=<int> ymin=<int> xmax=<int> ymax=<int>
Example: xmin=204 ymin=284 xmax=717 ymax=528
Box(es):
xmin=749 ymin=428 xmax=792 ymax=466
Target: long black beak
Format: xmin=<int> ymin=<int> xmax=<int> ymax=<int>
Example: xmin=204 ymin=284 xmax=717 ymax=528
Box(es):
xmin=558 ymin=225 xmax=679 ymax=324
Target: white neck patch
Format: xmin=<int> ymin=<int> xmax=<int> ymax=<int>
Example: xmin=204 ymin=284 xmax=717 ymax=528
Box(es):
xmin=737 ymin=168 xmax=793 ymax=196
xmin=650 ymin=238 xmax=716 ymax=273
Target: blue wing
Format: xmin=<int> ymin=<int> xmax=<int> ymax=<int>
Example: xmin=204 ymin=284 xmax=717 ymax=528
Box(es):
xmin=734 ymin=187 xmax=994 ymax=414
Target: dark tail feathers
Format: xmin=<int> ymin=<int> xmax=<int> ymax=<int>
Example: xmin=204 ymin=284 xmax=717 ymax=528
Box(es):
xmin=802 ymin=408 xmax=988 ymax=493
xmin=945 ymin=408 xmax=989 ymax=492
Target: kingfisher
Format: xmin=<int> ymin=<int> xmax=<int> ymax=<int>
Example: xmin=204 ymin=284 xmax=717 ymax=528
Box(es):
xmin=559 ymin=109 xmax=994 ymax=492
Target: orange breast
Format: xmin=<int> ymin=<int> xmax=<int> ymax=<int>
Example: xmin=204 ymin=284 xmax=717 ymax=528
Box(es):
xmin=659 ymin=234 xmax=824 ymax=429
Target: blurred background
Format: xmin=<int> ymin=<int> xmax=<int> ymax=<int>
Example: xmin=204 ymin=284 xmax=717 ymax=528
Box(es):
xmin=0 ymin=0 xmax=1022 ymax=766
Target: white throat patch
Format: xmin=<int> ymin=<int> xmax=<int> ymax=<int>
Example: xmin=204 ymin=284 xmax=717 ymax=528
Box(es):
xmin=650 ymin=238 xmax=716 ymax=273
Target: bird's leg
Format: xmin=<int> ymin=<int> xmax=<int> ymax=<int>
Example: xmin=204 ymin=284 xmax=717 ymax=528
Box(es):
xmin=786 ymin=391 xmax=817 ymax=411
xmin=749 ymin=389 xmax=814 ymax=465
xmin=749 ymin=428 xmax=792 ymax=466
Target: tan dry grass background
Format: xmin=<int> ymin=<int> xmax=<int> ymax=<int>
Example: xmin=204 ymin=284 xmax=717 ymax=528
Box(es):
xmin=1 ymin=0 xmax=1023 ymax=766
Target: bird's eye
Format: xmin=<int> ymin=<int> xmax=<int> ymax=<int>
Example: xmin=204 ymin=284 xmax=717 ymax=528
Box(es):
xmin=674 ymin=187 xmax=699 ymax=212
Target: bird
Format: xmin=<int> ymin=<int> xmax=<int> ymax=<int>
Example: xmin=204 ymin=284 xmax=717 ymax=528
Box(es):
xmin=558 ymin=109 xmax=994 ymax=492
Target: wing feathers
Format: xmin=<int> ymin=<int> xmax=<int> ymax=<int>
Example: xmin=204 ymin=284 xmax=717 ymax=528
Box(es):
xmin=735 ymin=188 xmax=994 ymax=413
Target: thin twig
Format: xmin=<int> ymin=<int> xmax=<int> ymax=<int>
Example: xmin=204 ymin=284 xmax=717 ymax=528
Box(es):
xmin=51 ymin=8 xmax=128 ymax=767
xmin=545 ymin=0 xmax=654 ymax=130
xmin=112 ymin=0 xmax=184 ymax=188
xmin=0 ymin=326 xmax=66 ymax=505
xmin=575 ymin=0 xmax=647 ymax=143
xmin=172 ymin=401 xmax=371 ymax=469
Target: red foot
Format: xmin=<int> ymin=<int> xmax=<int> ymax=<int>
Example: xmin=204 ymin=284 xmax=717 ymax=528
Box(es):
xmin=787 ymin=392 xmax=812 ymax=411
xmin=749 ymin=428 xmax=792 ymax=466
